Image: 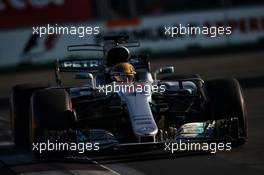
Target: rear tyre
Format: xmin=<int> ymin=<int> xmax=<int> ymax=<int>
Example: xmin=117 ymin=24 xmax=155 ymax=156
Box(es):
xmin=10 ymin=84 xmax=48 ymax=147
xmin=31 ymin=89 xmax=76 ymax=158
xmin=205 ymin=79 xmax=247 ymax=145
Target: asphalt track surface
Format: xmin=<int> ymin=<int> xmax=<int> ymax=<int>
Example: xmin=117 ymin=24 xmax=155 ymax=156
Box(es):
xmin=0 ymin=51 xmax=264 ymax=175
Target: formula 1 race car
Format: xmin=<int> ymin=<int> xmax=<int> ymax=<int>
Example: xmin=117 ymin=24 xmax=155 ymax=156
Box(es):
xmin=10 ymin=35 xmax=247 ymax=157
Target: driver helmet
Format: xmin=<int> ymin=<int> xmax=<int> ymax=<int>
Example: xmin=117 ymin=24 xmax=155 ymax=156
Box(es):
xmin=111 ymin=63 xmax=136 ymax=82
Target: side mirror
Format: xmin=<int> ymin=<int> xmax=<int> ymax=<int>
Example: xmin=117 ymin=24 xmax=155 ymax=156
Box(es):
xmin=74 ymin=73 xmax=95 ymax=88
xmin=154 ymin=66 xmax=175 ymax=80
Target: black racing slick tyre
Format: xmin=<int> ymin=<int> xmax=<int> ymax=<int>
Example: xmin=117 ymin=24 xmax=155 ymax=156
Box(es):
xmin=10 ymin=84 xmax=48 ymax=147
xmin=205 ymin=79 xmax=247 ymax=144
xmin=31 ymin=89 xmax=76 ymax=158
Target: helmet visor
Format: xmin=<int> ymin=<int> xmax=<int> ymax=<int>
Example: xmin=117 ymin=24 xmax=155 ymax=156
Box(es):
xmin=113 ymin=73 xmax=134 ymax=82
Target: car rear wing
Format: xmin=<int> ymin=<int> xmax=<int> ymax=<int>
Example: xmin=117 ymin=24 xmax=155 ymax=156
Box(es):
xmin=67 ymin=42 xmax=140 ymax=52
xmin=67 ymin=35 xmax=139 ymax=53
xmin=55 ymin=59 xmax=103 ymax=86
xmin=55 ymin=56 xmax=148 ymax=74
xmin=56 ymin=59 xmax=103 ymax=72
xmin=54 ymin=55 xmax=149 ymax=86
xmin=67 ymin=44 xmax=104 ymax=52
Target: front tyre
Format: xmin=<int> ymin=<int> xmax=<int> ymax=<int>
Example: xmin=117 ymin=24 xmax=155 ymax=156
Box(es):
xmin=205 ymin=78 xmax=247 ymax=145
xmin=31 ymin=89 xmax=76 ymax=158
xmin=10 ymin=84 xmax=48 ymax=147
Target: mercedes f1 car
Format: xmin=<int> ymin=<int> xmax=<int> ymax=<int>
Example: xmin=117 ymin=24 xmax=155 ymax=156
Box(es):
xmin=10 ymin=35 xmax=247 ymax=157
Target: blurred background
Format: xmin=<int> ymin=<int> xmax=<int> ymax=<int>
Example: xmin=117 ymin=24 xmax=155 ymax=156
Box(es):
xmin=0 ymin=0 xmax=264 ymax=67
xmin=0 ymin=0 xmax=264 ymax=99
xmin=0 ymin=1 xmax=264 ymax=174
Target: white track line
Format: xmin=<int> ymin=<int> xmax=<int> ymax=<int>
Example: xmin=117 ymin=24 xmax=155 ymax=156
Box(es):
xmin=87 ymin=157 xmax=147 ymax=175
xmin=86 ymin=158 xmax=121 ymax=175
xmin=100 ymin=163 xmax=147 ymax=175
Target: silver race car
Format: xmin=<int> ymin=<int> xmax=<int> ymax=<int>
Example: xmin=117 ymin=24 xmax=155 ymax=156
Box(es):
xmin=10 ymin=35 xmax=247 ymax=157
